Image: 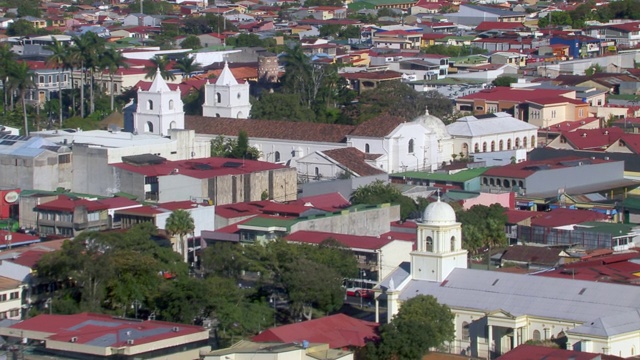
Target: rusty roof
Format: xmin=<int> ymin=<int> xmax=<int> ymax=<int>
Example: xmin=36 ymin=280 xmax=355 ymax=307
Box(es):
xmin=321 ymin=147 xmax=386 ymax=176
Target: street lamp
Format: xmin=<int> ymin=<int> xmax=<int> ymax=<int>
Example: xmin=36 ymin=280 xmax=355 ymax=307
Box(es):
xmin=360 ymin=270 xmax=366 ymax=309
xmin=45 ymin=298 xmax=52 ymax=315
xmin=132 ymin=300 xmax=141 ymax=319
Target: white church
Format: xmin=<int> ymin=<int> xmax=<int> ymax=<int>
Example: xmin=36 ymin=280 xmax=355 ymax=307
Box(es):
xmin=377 ymin=199 xmax=640 ymax=359
xmin=133 ymin=68 xmax=185 ymax=136
xmin=202 ymin=62 xmax=252 ymax=119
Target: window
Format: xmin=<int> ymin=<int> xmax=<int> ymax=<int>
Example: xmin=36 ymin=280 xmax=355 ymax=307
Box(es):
xmin=10 ymin=309 xmax=19 ymax=317
xmin=145 ymin=121 xmax=154 ymax=133
xmin=474 ymin=143 xmax=479 ymax=153
xmin=426 ymin=236 xmax=433 ymax=252
xmin=147 ymin=100 xmax=153 ymax=110
xmin=551 ymin=110 xmax=557 ymax=118
xmin=58 ymin=154 xmax=71 ymax=164
xmin=39 ymin=75 xmax=44 ymax=84
xmin=237 ymin=92 xmax=241 ymax=99
xmin=462 ymin=322 xmax=470 ymax=341
xmin=274 ymin=151 xmax=281 ymax=162
xmin=408 ymin=139 xmax=414 ymax=153
xmin=87 ymin=212 xmax=100 ymax=222
xmin=48 ymin=75 xmax=52 ymax=83
xmin=0 ymin=294 xmax=6 ymax=302
xmin=450 ymin=236 xmax=456 ymax=252
xmin=365 ymin=144 xmax=370 ymax=153
xmin=579 ymin=109 xmax=584 ymax=117
xmin=169 ymin=100 xmax=174 ymax=110
xmin=9 ymin=292 xmax=18 ymax=300
xmin=499 ymin=139 xmax=504 ymax=151
xmin=515 ymin=137 xmax=520 ymax=148
xmin=523 ymin=137 xmax=528 ymax=148
xmin=533 ymin=330 xmax=541 ymax=341
xmin=216 ymin=92 xmax=222 ymax=103
xmin=482 ymin=142 xmax=487 ymax=152
xmin=490 ymin=141 xmax=495 ymax=152
xmin=531 ymin=136 xmax=536 ymax=147
xmin=519 ymin=180 xmax=524 ymax=188
xmin=483 ymin=177 xmax=488 ymax=185
xmin=507 ymin=139 xmax=512 ymax=149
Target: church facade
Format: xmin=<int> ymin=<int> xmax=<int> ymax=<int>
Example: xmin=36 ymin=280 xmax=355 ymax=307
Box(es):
xmin=202 ymin=62 xmax=252 ymax=119
xmin=132 ymin=69 xmax=185 ymax=136
xmin=376 ymin=200 xmax=640 ymax=359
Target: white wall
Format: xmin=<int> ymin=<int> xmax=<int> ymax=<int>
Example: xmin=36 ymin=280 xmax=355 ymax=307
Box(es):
xmin=155 ymin=205 xmax=215 ymax=237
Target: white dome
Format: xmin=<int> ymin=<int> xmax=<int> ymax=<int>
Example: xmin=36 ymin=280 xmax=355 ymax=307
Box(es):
xmin=422 ymin=199 xmax=456 ymax=225
xmin=414 ymin=107 xmax=450 ymax=140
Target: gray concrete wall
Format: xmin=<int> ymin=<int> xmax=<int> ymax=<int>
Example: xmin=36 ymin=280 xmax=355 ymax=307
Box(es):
xmin=71 ymin=145 xmax=111 ymax=195
xmin=114 ymin=168 xmax=146 ymax=200
xmin=291 ymin=204 xmax=401 ymax=236
xmin=526 ymin=160 xmax=624 ymax=196
xmin=158 ymin=174 xmax=205 ymax=202
xmin=0 ymin=151 xmax=72 ymax=191
xmin=300 ymin=174 xmax=388 ymax=199
xmin=208 ymin=167 xmax=298 ymax=206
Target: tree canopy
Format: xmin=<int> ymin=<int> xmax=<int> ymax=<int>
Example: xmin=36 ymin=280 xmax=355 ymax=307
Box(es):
xmin=210 ymin=131 xmax=261 ymax=159
xmin=367 ymin=295 xmax=455 ymax=360
xmin=457 ymin=204 xmax=508 ymax=254
xmin=350 ymin=180 xmax=418 ymax=220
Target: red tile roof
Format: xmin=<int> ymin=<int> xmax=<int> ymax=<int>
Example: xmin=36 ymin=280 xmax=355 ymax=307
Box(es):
xmin=339 ymin=70 xmax=403 ymax=81
xmin=7 ymin=249 xmax=49 ymax=268
xmin=35 ymin=195 xmax=109 ymax=212
xmin=483 ymin=156 xmax=612 ymax=179
xmin=560 ymin=127 xmax=624 ymax=150
xmin=504 ymin=209 xmax=536 ymax=224
xmin=348 ymin=114 xmax=407 ymax=137
xmin=112 ymin=157 xmax=287 ymax=179
xmin=545 ymin=118 xmax=599 ymax=132
xmin=529 ymin=208 xmax=609 ymax=228
xmin=457 ymin=87 xmax=574 ymax=102
xmin=285 ymin=230 xmax=398 ymax=250
xmin=251 ymin=313 xmax=378 ymax=348
xmin=527 ymin=96 xmax=587 ymax=106
xmin=538 ymin=252 xmax=640 ymax=284
xmin=292 ymin=193 xmax=350 ymax=212
xmin=0 ymin=231 xmax=40 ymax=249
xmin=10 ymin=313 xmax=207 ymax=348
xmin=215 ymin=201 xmax=271 ymax=219
xmin=616 ymin=133 xmax=640 ymax=154
xmin=185 ymin=116 xmax=354 ymax=143
xmin=498 ymin=344 xmax=620 ymax=360
xmin=320 ymin=148 xmax=386 ymax=177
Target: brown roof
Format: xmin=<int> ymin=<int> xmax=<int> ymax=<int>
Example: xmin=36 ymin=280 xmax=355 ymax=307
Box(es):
xmin=321 ymin=147 xmax=386 ymax=177
xmin=500 ymin=245 xmax=561 ymax=267
xmin=184 ymin=116 xmax=354 ymax=143
xmin=340 ymin=70 xmax=403 ymax=81
xmin=348 ymin=114 xmax=407 ymax=137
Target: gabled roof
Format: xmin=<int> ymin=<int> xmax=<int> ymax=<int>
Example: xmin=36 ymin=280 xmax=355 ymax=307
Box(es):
xmin=35 ymin=195 xmax=109 ymax=212
xmin=529 ymin=208 xmax=609 ymax=228
xmin=251 ymin=313 xmax=378 ymax=348
xmin=348 ymin=114 xmax=407 ymax=137
xmin=483 ymin=156 xmax=611 ymax=179
xmin=215 ymin=61 xmax=238 ymax=86
xmin=560 ymin=127 xmax=624 ymax=150
xmin=504 ymin=209 xmax=536 ymax=224
xmin=500 ymin=245 xmax=561 ymax=267
xmin=320 ymin=147 xmax=386 ymax=177
xmin=292 ymin=192 xmax=351 ymax=212
xmin=446 ymin=112 xmax=537 ymax=137
xmin=185 ymin=116 xmax=354 ymax=143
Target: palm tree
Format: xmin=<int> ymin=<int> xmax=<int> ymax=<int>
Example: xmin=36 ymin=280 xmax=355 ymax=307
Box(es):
xmin=69 ymin=33 xmax=106 ymax=117
xmin=174 ymin=56 xmax=202 ymax=79
xmin=101 ymin=48 xmax=129 ymax=111
xmin=44 ymin=37 xmax=67 ymax=126
xmin=8 ymin=62 xmax=35 ymax=135
xmin=0 ymin=44 xmax=16 ymax=114
xmin=144 ymin=55 xmax=176 ymax=81
xmin=68 ymin=36 xmax=88 ymax=118
xmin=165 ymin=209 xmax=195 ymax=264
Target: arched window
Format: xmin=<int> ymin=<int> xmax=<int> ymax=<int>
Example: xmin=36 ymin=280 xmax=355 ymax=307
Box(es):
xmin=507 ymin=139 xmax=512 ymax=150
xmin=462 ymin=143 xmax=468 ymax=155
xmin=365 ymin=144 xmax=370 ymax=153
xmin=474 ymin=143 xmax=479 ymax=153
xmin=519 ymin=180 xmax=524 ymax=188
xmin=408 ymin=139 xmax=414 ymax=153
xmin=426 ymin=236 xmax=433 ymax=252
xmin=462 ymin=322 xmax=470 ymax=341
xmin=515 ymin=137 xmax=521 ymax=148
xmin=145 ymin=121 xmax=153 ymax=133
xmin=215 ymin=113 xmax=220 ymax=117
xmin=523 ymin=136 xmax=528 ymax=148
xmin=169 ymin=100 xmax=174 ymax=110
xmin=490 ymin=141 xmax=495 ymax=152
xmin=216 ymin=92 xmax=221 ymax=103
xmin=490 ymin=178 xmax=495 ymax=186
xmin=503 ymin=179 xmax=510 ymax=188
xmin=496 ymin=179 xmax=502 ymax=187
xmin=512 ymin=180 xmax=517 ymax=187
xmin=531 ymin=135 xmax=536 ymax=147
xmin=274 ymin=151 xmax=281 ymax=162
xmin=450 ymin=236 xmax=456 ymax=252
xmin=315 ymin=167 xmax=320 ymax=178
xmin=169 ymin=121 xmax=177 ymax=129
xmin=533 ymin=330 xmax=541 ymax=341
xmin=482 ymin=142 xmax=487 ymax=152
xmin=499 ymin=139 xmax=504 ymax=151
xmin=39 ymin=75 xmax=44 ymax=84
xmin=483 ymin=177 xmax=488 ymax=185
xmin=147 ymin=100 xmax=153 ymax=110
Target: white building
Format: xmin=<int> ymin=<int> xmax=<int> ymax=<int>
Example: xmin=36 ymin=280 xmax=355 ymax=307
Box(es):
xmin=0 ymin=276 xmax=23 ymax=320
xmin=202 ymin=62 xmax=251 ymax=119
xmin=133 ymin=69 xmax=185 ymax=136
xmin=446 ymin=112 xmax=538 ymax=157
xmin=376 ymin=200 xmax=640 ymax=359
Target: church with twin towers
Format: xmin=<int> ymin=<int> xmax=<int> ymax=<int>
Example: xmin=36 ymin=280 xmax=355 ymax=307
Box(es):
xmin=126 ymin=61 xmax=252 ymax=136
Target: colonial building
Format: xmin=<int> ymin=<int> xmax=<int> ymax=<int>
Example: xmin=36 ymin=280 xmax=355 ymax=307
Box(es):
xmin=133 ymin=69 xmax=185 ymax=136
xmin=376 ymin=200 xmax=640 ymax=359
xmin=202 ymin=62 xmax=252 ymax=119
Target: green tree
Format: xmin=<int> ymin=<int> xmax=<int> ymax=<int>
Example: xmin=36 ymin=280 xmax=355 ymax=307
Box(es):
xmin=209 ymin=132 xmax=261 ymax=159
xmin=585 ymin=63 xmax=603 ymax=76
xmin=0 ymin=43 xmax=16 ymax=114
xmin=44 ymin=37 xmax=67 ymax=125
xmin=457 ymin=204 xmax=508 ymax=256
xmin=181 ymin=35 xmax=202 ymax=50
xmin=201 ymin=242 xmax=248 ymax=279
xmin=250 ymin=92 xmax=317 ymax=121
xmin=145 ymin=55 xmax=176 ymax=81
xmin=7 ymin=62 xmax=34 ymax=135
xmin=350 ymin=180 xmax=417 ymax=220
xmin=371 ymin=295 xmax=455 ymax=360
xmin=6 ymin=19 xmax=35 ymax=36
xmin=492 ymin=75 xmax=518 ymax=87
xmin=101 ymin=47 xmax=129 ymax=111
xmin=165 ymin=209 xmax=195 ymax=263
xmin=17 ymin=1 xmax=40 ymax=17
xmin=174 ymin=56 xmax=202 ymax=79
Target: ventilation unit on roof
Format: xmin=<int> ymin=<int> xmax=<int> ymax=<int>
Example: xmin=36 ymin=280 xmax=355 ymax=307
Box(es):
xmin=70 ymin=337 xmax=78 ymax=343
xmin=127 ymin=339 xmax=134 ymax=345
xmin=172 ymin=326 xmax=180 ymax=332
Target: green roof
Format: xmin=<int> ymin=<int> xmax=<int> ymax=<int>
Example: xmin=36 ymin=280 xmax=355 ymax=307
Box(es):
xmin=576 ymin=222 xmax=637 ymax=237
xmin=391 ymin=168 xmax=489 ymax=182
xmin=622 ymin=196 xmax=640 ymax=211
xmin=348 ymin=1 xmax=375 ymax=10
xmin=444 ymin=190 xmax=481 ymax=201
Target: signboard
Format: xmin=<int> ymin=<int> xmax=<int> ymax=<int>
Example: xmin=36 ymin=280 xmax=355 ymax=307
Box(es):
xmin=3 ymin=191 xmax=18 ymax=204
